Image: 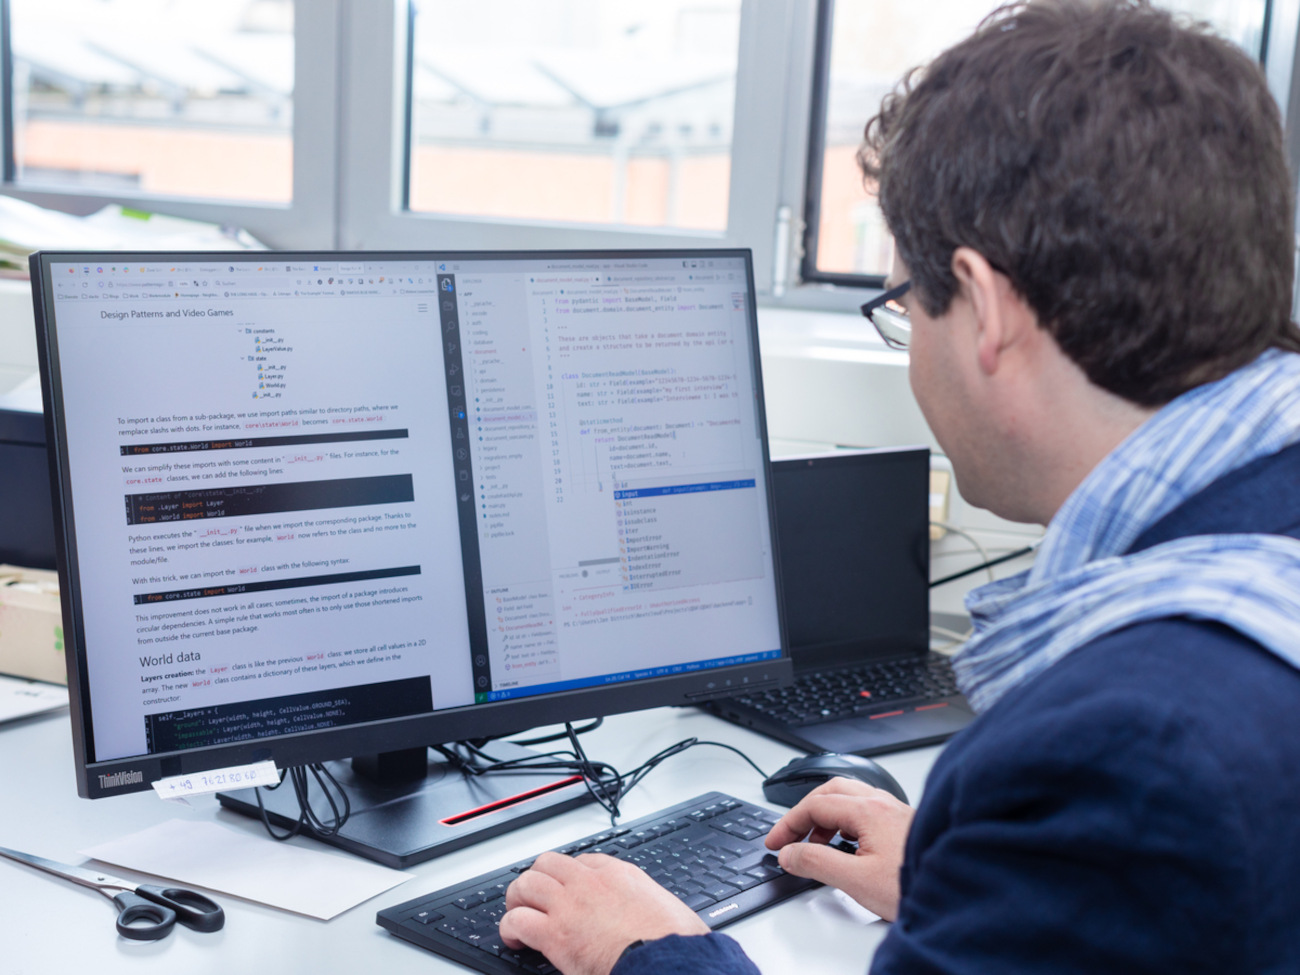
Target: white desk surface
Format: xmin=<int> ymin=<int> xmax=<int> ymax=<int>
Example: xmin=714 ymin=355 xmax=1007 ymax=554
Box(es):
xmin=0 ymin=704 xmax=942 ymax=975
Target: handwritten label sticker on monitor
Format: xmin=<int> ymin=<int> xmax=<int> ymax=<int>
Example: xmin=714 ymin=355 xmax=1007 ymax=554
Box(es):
xmin=152 ymin=760 xmax=280 ymax=803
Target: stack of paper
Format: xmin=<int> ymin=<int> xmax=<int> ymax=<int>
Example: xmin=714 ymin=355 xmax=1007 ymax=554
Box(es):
xmin=0 ymin=674 xmax=68 ymax=724
xmin=0 ymin=195 xmax=265 ymax=276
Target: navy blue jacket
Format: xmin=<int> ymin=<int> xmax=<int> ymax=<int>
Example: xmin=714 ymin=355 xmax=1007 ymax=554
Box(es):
xmin=617 ymin=441 xmax=1300 ymax=975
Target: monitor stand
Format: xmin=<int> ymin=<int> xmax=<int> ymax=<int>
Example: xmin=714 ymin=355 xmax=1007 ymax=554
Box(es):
xmin=215 ymin=741 xmax=598 ymax=868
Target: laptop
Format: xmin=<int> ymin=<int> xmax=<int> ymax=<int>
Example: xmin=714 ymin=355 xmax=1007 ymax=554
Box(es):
xmin=704 ymin=447 xmax=975 ymax=756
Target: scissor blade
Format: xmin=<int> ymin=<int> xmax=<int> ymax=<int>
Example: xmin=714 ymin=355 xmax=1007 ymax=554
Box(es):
xmin=0 ymin=844 xmax=132 ymax=891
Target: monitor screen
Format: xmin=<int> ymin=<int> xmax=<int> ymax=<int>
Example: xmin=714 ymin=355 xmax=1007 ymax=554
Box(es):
xmin=33 ymin=250 xmax=787 ymax=808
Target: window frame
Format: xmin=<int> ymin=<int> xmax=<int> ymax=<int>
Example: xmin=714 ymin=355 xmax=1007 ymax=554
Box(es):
xmin=0 ymin=0 xmax=1296 ymax=319
xmin=797 ymin=0 xmax=884 ymax=292
xmin=787 ymin=0 xmax=1300 ymax=309
xmin=0 ymin=0 xmax=339 ymax=250
xmin=334 ymin=0 xmax=797 ymax=297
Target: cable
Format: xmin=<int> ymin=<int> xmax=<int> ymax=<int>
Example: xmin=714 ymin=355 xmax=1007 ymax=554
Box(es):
xmin=614 ymin=738 xmax=771 ymax=800
xmin=437 ymin=724 xmax=771 ymax=827
xmin=930 ymin=520 xmax=994 ymax=584
xmin=930 ymin=544 xmax=1034 ymax=560
xmin=929 ymin=536 xmax=1042 ymax=588
xmin=510 ymin=717 xmax=603 ymax=747
xmin=254 ymin=762 xmax=351 ymax=842
xmin=565 ymin=722 xmax=624 ymax=818
xmin=929 ymin=622 xmax=974 ymax=650
xmin=435 ymin=737 xmax=624 ymax=801
xmin=250 ymin=721 xmax=772 ymax=841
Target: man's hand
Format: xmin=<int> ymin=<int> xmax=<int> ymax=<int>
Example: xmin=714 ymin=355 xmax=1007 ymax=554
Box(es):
xmin=500 ymin=851 xmax=709 ymax=975
xmin=765 ymin=777 xmax=914 ymax=921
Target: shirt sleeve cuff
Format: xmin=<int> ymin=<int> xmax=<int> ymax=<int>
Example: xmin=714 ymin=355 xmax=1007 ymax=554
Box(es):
xmin=612 ymin=932 xmax=761 ymax=975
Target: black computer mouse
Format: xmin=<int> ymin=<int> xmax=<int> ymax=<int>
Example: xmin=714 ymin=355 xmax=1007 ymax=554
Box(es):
xmin=762 ymin=752 xmax=909 ymax=807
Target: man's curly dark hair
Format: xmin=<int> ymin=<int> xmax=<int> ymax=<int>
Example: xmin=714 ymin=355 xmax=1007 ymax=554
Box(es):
xmin=860 ymin=0 xmax=1300 ymax=405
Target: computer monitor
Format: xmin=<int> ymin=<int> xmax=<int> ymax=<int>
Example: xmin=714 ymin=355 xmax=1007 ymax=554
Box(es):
xmin=30 ymin=249 xmax=788 ymax=866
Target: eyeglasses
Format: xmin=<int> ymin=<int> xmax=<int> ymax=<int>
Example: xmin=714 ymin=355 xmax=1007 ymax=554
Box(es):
xmin=861 ymin=281 xmax=912 ymax=350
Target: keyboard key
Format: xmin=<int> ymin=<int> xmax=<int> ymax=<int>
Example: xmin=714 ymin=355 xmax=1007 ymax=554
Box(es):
xmin=745 ymin=861 xmax=784 ymax=882
xmin=436 ymin=919 xmax=465 ymax=939
xmin=711 ymin=837 xmax=750 ymax=856
xmin=703 ymin=881 xmax=742 ymax=900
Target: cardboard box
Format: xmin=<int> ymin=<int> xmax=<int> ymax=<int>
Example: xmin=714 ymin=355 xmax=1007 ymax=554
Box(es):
xmin=0 ymin=564 xmax=65 ymax=685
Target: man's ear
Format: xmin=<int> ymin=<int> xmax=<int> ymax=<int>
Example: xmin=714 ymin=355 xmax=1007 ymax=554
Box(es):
xmin=951 ymin=246 xmax=1011 ymax=376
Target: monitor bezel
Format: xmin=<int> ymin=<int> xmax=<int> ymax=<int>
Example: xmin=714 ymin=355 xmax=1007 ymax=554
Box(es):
xmin=31 ymin=248 xmax=791 ymax=799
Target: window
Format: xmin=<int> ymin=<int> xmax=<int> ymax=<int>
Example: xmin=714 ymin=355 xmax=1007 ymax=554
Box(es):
xmin=800 ymin=0 xmax=1279 ymax=290
xmin=406 ymin=0 xmax=741 ymax=232
xmin=5 ymin=0 xmax=293 ymax=202
xmin=0 ymin=1 xmax=1295 ymax=308
xmin=336 ymin=0 xmax=792 ymax=288
xmin=0 ymin=0 xmax=336 ymax=249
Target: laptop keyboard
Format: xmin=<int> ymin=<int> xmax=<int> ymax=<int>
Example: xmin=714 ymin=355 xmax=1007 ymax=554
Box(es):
xmin=377 ymin=792 xmax=818 ymax=974
xmin=733 ymin=652 xmax=960 ymax=727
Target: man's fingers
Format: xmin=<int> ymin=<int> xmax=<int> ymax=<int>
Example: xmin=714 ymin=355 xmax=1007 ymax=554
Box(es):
xmin=766 ymin=789 xmax=877 ymax=849
xmin=571 ymin=851 xmax=626 ymax=871
xmin=777 ymin=839 xmax=864 ymax=890
xmin=531 ymin=850 xmax=586 ymax=879
xmin=505 ymin=861 xmax=567 ymax=911
xmin=499 ymin=848 xmax=709 ymax=972
xmin=498 ymin=904 xmax=547 ymax=951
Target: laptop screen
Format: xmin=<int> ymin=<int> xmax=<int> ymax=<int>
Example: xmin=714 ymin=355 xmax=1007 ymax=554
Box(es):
xmin=771 ymin=448 xmax=929 ymax=665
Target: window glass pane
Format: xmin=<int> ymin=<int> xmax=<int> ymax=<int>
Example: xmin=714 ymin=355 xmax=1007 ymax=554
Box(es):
xmin=407 ymin=0 xmax=741 ymax=231
xmin=813 ymin=1 xmax=993 ymax=279
xmin=1170 ymin=0 xmax=1268 ymax=57
xmin=809 ymin=0 xmax=1270 ymax=281
xmin=8 ymin=0 xmax=293 ymax=203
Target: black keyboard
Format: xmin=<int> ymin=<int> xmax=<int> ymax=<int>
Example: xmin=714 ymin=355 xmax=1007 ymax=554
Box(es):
xmin=377 ymin=792 xmax=817 ymax=973
xmin=735 ymin=652 xmax=960 ymax=727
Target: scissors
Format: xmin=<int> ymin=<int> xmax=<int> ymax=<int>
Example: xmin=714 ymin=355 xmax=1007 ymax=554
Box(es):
xmin=0 ymin=844 xmax=225 ymax=941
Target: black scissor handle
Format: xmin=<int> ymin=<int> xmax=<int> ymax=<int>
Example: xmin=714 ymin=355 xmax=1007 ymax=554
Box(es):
xmin=135 ymin=884 xmax=225 ymax=933
xmin=112 ymin=891 xmax=177 ymax=941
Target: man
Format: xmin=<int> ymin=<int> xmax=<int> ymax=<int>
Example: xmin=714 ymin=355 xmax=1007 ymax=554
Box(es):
xmin=499 ymin=1 xmax=1300 ymax=971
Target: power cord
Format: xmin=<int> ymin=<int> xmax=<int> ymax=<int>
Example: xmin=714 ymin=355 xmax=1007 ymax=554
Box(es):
xmin=929 ymin=534 xmax=1042 ymax=588
xmin=929 ymin=622 xmax=974 ymax=650
xmin=251 ymin=720 xmax=771 ymax=839
xmin=254 ymin=763 xmax=351 ymax=841
xmin=929 ymin=520 xmax=994 ymax=584
xmin=509 ymin=717 xmax=603 ymax=747
xmin=567 ymin=725 xmax=772 ymax=824
xmin=442 ymin=722 xmax=771 ymax=826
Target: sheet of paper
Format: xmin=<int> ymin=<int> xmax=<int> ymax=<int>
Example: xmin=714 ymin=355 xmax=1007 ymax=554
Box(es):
xmin=0 ymin=675 xmax=68 ymax=724
xmin=80 ymin=819 xmax=413 ymax=920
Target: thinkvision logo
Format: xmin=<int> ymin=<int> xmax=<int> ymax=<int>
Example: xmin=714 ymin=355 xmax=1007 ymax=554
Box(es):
xmin=98 ymin=770 xmax=144 ymax=789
